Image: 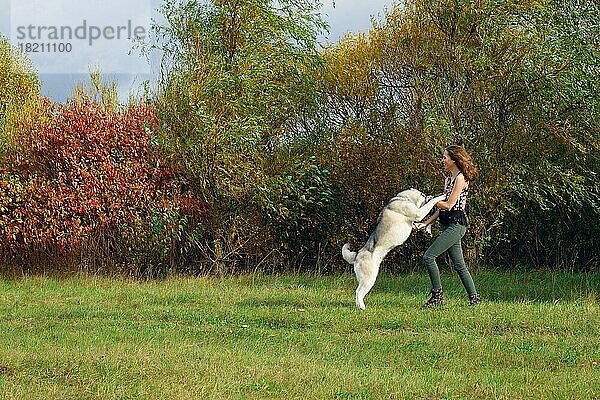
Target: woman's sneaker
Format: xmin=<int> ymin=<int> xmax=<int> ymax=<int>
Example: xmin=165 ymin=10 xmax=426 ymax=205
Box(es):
xmin=422 ymin=288 xmax=444 ymax=308
xmin=469 ymin=293 xmax=481 ymax=306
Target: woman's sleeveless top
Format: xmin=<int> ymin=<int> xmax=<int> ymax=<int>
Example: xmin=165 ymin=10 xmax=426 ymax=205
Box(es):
xmin=439 ymin=173 xmax=469 ymax=226
xmin=443 ymin=174 xmax=469 ymax=212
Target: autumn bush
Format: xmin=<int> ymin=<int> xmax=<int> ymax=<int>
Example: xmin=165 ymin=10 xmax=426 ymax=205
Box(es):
xmin=0 ymin=99 xmax=208 ymax=276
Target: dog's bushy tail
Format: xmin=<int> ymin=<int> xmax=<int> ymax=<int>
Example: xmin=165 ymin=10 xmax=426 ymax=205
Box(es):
xmin=342 ymin=244 xmax=357 ymax=264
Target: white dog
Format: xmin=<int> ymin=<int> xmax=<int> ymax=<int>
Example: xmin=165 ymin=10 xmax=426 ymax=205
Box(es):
xmin=342 ymin=189 xmax=445 ymax=310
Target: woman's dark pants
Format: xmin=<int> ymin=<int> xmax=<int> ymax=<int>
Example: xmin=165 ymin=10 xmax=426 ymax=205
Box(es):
xmin=423 ymin=223 xmax=477 ymax=296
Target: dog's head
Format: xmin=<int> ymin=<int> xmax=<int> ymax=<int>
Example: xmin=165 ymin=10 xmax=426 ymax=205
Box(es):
xmin=396 ymin=188 xmax=429 ymax=207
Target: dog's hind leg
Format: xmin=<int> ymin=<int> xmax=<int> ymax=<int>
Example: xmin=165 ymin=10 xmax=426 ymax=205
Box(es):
xmin=356 ymin=279 xmax=375 ymax=310
xmin=355 ymin=261 xmax=381 ymax=310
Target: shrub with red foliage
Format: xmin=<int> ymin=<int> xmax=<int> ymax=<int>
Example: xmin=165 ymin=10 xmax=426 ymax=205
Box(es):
xmin=0 ymin=99 xmax=208 ymax=272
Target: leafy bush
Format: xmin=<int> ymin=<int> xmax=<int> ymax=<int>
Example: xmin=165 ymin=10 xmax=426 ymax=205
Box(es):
xmin=0 ymin=99 xmax=209 ymax=275
xmin=257 ymin=156 xmax=340 ymax=271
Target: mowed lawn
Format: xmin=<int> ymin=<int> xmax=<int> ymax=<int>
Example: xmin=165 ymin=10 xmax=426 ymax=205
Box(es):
xmin=0 ymin=269 xmax=598 ymax=399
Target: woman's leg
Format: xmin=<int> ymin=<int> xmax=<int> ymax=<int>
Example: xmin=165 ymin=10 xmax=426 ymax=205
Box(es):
xmin=447 ymin=237 xmax=478 ymax=297
xmin=423 ymin=224 xmax=464 ymax=290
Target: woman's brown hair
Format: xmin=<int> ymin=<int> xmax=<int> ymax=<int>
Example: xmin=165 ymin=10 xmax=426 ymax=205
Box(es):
xmin=446 ymin=145 xmax=478 ymax=181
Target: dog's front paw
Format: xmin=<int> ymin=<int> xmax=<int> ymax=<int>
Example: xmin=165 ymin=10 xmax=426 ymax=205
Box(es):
xmin=413 ymin=222 xmax=427 ymax=231
xmin=425 ymin=224 xmax=433 ymax=236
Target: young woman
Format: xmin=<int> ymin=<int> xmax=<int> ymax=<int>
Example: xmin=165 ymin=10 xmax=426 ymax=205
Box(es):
xmin=413 ymin=145 xmax=481 ymax=307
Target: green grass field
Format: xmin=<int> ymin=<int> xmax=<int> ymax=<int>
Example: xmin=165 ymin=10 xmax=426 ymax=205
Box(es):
xmin=0 ymin=270 xmax=598 ymax=399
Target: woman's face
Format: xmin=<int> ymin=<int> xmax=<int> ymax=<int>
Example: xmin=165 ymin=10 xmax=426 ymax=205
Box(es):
xmin=442 ymin=150 xmax=455 ymax=171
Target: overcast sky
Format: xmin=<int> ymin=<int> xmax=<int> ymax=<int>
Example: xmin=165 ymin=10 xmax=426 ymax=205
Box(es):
xmin=0 ymin=0 xmax=394 ymax=102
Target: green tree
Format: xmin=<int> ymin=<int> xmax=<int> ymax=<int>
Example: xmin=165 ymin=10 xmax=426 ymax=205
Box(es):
xmin=0 ymin=36 xmax=40 ymax=161
xmin=71 ymin=67 xmax=119 ymax=111
xmin=152 ymin=0 xmax=326 ymax=197
xmin=322 ymin=0 xmax=599 ymax=269
xmin=149 ymin=0 xmax=332 ymax=270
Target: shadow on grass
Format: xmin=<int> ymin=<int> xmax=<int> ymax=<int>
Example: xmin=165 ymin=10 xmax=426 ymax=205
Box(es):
xmin=236 ymin=297 xmax=350 ymax=309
